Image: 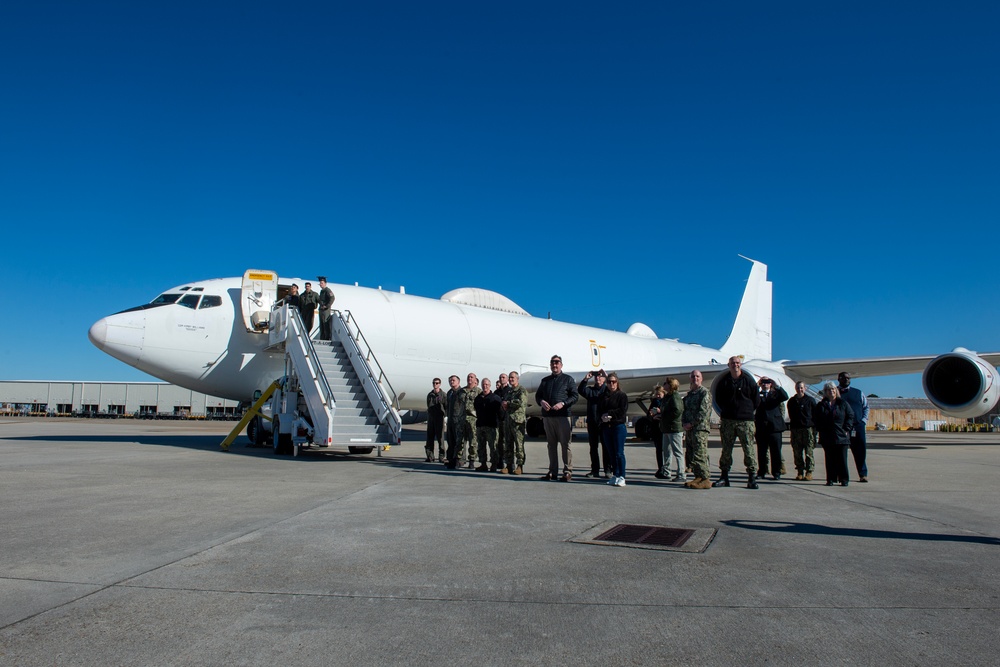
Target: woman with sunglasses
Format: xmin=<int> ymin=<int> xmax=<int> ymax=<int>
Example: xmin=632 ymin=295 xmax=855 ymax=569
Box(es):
xmin=598 ymin=373 xmax=629 ymax=487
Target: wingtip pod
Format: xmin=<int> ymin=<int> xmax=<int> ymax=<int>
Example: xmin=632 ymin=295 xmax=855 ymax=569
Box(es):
xmin=922 ymin=349 xmax=1000 ymax=419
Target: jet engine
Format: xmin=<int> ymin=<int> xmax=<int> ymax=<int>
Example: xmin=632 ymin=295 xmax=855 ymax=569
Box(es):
xmin=922 ymin=348 xmax=1000 ymax=419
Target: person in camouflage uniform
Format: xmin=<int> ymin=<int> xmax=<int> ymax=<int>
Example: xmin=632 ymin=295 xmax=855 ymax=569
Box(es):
xmin=494 ymin=373 xmax=510 ymax=464
xmin=445 ymin=375 xmax=465 ymax=469
xmin=501 ymin=371 xmax=528 ymax=474
xmin=461 ymin=373 xmax=481 ymax=468
xmin=682 ymin=370 xmax=713 ymax=489
xmin=787 ymin=381 xmax=817 ymax=480
xmin=713 ymin=356 xmax=760 ymax=489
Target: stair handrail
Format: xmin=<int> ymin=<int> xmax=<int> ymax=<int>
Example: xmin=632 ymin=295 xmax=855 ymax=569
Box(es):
xmin=281 ymin=304 xmax=337 ymax=445
xmin=332 ymin=309 xmax=402 ymax=442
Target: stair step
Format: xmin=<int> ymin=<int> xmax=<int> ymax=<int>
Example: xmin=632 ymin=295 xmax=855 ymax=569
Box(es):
xmin=288 ymin=324 xmax=396 ymax=448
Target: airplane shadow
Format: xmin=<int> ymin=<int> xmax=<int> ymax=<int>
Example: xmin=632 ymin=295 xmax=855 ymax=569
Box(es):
xmin=0 ymin=433 xmax=359 ymax=461
xmin=722 ymin=519 xmax=1000 ymax=546
xmin=865 ymin=444 xmax=926 ymax=450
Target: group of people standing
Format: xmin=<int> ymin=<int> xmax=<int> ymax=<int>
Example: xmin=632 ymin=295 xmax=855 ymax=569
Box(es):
xmin=424 ymin=370 xmax=530 ymax=475
xmin=424 ymin=353 xmax=870 ymax=490
xmin=282 ymin=276 xmax=336 ymax=340
xmin=645 ymin=370 xmax=715 ymax=489
xmin=704 ymin=357 xmax=869 ymax=489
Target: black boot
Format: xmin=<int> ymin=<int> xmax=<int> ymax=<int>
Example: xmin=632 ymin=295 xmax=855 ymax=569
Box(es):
xmin=712 ymin=471 xmax=730 ymax=488
xmin=747 ymin=472 xmax=759 ymax=489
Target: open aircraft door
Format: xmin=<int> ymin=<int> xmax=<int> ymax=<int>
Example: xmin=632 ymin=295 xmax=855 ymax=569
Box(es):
xmin=241 ymin=269 xmax=279 ymax=333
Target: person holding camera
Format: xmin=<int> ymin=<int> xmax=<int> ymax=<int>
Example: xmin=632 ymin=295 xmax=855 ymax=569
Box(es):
xmin=578 ymin=369 xmax=609 ymax=478
xmin=658 ymin=378 xmax=686 ymax=482
xmin=754 ymin=376 xmax=789 ymax=480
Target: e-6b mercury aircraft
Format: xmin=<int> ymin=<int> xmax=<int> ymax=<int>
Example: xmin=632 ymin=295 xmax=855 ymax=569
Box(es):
xmin=89 ymin=258 xmax=1000 ymax=452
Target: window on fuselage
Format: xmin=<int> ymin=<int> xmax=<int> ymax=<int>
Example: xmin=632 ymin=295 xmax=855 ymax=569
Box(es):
xmin=178 ymin=294 xmax=200 ymax=309
xmin=199 ymin=295 xmax=222 ymax=309
xmin=150 ymin=293 xmax=182 ymax=306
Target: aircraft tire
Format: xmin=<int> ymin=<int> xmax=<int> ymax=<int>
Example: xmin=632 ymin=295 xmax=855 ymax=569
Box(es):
xmin=272 ymin=416 xmax=292 ymax=455
xmin=633 ymin=416 xmax=655 ymax=442
xmin=348 ymin=446 xmax=375 ymax=455
xmin=246 ymin=416 xmax=259 ymax=446
xmin=247 ymin=415 xmax=271 ymax=447
xmin=526 ymin=416 xmax=544 ymax=438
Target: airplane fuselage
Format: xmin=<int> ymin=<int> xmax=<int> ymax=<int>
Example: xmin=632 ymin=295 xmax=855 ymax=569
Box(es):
xmin=90 ymin=277 xmax=724 ymax=410
xmin=89 ymin=265 xmax=1000 ymax=422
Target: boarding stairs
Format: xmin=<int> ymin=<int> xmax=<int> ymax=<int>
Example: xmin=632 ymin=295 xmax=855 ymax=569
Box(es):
xmin=268 ymin=304 xmax=401 ymax=454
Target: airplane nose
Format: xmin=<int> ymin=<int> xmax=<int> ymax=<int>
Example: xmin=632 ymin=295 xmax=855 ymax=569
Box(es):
xmin=88 ymin=318 xmax=108 ymax=350
xmin=89 ymin=314 xmax=144 ymax=366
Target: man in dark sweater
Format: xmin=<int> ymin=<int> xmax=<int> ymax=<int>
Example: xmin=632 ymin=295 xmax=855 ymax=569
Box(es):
xmin=713 ymin=356 xmax=761 ymax=489
xmin=535 ymin=354 xmax=578 ymax=481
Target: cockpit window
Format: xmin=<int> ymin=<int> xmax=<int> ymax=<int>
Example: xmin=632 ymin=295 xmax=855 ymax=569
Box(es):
xmin=178 ymin=294 xmax=201 ymax=309
xmin=150 ymin=293 xmax=182 ymax=306
xmin=199 ymin=295 xmax=222 ymax=309
xmin=113 ymin=292 xmax=195 ymax=314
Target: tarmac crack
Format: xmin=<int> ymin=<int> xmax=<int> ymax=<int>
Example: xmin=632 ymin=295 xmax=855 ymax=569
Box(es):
xmin=63 ymin=582 xmax=1000 ymax=612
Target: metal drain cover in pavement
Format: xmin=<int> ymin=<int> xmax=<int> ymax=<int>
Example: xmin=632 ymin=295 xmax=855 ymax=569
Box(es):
xmin=571 ymin=521 xmax=716 ymax=552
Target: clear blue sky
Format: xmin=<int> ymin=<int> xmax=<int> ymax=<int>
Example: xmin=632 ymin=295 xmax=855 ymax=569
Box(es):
xmin=2 ymin=1 xmax=997 ymax=398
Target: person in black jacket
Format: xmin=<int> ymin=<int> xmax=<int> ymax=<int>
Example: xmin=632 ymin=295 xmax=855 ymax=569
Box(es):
xmin=578 ymin=370 xmax=609 ymax=478
xmin=535 ymin=355 xmax=578 ymax=481
xmin=598 ymin=373 xmax=629 ymax=487
xmin=787 ymin=381 xmax=817 ymax=480
xmin=285 ymin=284 xmax=300 ymax=310
xmin=814 ymin=382 xmax=855 ymax=486
xmin=754 ymin=377 xmax=788 ymax=480
xmin=425 ymin=378 xmax=446 ymax=462
xmin=713 ymin=356 xmax=761 ymax=489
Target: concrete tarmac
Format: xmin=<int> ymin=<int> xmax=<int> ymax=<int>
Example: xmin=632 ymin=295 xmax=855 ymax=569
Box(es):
xmin=1 ymin=417 xmax=998 ymax=666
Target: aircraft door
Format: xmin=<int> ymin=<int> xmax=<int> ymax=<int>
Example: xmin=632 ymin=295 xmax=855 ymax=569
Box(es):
xmin=241 ymin=269 xmax=279 ymax=333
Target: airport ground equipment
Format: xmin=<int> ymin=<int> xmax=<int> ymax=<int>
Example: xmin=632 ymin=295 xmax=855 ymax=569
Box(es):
xmin=220 ymin=380 xmax=279 ymax=451
xmin=253 ymin=300 xmax=401 ymax=456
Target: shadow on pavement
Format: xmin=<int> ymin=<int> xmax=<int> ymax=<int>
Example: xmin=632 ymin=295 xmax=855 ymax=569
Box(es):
xmin=723 ymin=519 xmax=1000 ymax=546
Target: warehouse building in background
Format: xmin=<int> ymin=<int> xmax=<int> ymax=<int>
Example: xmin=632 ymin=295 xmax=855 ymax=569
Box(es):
xmin=0 ymin=381 xmax=243 ymax=419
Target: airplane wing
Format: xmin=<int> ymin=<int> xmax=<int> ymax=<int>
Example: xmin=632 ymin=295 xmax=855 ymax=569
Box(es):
xmin=524 ymin=351 xmax=1000 ymax=404
xmin=520 ymin=365 xmax=729 ymax=403
xmin=781 ymin=353 xmax=1000 ymax=384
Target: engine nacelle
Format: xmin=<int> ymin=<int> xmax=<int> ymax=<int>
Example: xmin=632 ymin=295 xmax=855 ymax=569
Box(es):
xmin=922 ymin=348 xmax=1000 ymax=419
xmin=710 ymin=362 xmax=796 ymax=416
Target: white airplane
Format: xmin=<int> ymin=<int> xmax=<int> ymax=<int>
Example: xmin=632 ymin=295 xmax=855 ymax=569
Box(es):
xmin=89 ymin=259 xmax=1000 ymax=443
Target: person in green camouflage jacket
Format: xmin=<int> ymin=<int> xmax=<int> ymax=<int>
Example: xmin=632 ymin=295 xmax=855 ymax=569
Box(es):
xmin=501 ymin=371 xmax=528 ymax=474
xmin=461 ymin=373 xmax=481 ymax=468
xmin=682 ymin=370 xmax=713 ymax=489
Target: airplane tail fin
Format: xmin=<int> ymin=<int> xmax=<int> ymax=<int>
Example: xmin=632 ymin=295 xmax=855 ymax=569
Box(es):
xmin=719 ymin=257 xmax=772 ymax=362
